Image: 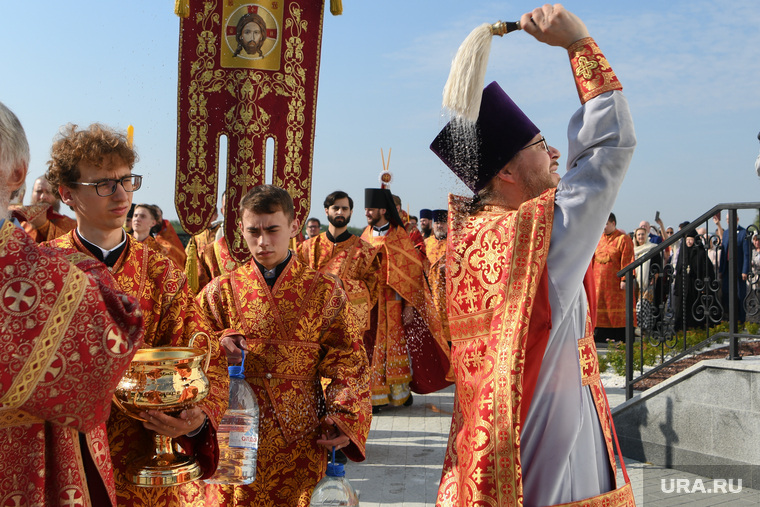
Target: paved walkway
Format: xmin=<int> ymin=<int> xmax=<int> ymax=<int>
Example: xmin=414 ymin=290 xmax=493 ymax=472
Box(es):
xmin=345 ymin=385 xmax=760 ymax=506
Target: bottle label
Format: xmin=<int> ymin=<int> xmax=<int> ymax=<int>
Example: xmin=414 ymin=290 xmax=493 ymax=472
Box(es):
xmin=229 ymin=426 xmax=258 ymax=450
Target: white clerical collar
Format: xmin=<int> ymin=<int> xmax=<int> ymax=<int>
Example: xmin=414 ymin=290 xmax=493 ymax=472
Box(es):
xmin=77 ymin=227 xmax=127 ymax=260
xmin=372 ymin=223 xmax=390 ymax=236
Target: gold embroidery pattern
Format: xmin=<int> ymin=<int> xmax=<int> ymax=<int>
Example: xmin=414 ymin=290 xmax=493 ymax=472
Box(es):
xmin=0 ymin=268 xmax=85 ymax=410
xmin=568 ymin=37 xmax=622 ymax=104
xmin=176 ymin=0 xmax=325 ymax=264
xmin=440 ymin=190 xmax=555 ymax=506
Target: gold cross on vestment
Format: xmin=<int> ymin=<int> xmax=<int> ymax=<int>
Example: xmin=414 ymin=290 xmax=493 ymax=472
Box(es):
xmin=575 ymin=56 xmax=599 ymax=79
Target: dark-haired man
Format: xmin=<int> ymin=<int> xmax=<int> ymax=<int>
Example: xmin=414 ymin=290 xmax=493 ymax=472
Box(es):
xmin=430 ymin=5 xmax=636 ymax=505
xmin=361 ymin=188 xmax=451 ymax=410
xmin=297 ymin=190 xmax=381 ymax=337
xmin=198 ymin=184 xmax=371 ymax=506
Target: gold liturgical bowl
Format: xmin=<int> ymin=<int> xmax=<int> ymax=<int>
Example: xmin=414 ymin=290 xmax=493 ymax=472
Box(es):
xmin=114 ymin=345 xmax=211 ymax=487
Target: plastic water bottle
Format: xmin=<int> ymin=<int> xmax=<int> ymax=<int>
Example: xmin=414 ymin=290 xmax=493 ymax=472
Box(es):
xmin=205 ymin=360 xmax=259 ymax=485
xmin=309 ymin=447 xmax=359 ymax=506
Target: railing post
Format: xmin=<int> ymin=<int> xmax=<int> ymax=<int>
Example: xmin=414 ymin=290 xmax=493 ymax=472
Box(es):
xmin=728 ymin=209 xmax=741 ymax=360
xmin=625 ymin=270 xmax=634 ymax=400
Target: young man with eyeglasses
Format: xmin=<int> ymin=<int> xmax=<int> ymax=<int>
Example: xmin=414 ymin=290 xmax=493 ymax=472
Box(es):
xmin=431 ymin=5 xmax=636 ymax=506
xmin=44 ymin=123 xmax=229 ymax=506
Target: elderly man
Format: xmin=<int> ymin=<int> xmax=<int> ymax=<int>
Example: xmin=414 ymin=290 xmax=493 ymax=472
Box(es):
xmin=0 ymin=101 xmax=144 ymax=506
xmin=430 ymin=5 xmax=636 ymax=506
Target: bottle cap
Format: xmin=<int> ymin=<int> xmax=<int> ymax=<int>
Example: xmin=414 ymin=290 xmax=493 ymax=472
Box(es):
xmin=228 ymin=349 xmax=246 ymax=379
xmin=228 ymin=364 xmax=245 ymax=379
xmin=325 ymin=462 xmax=346 ymax=478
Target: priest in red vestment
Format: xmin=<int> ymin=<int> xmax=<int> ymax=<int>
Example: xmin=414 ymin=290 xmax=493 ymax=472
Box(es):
xmin=430 ymin=5 xmax=636 ymax=506
xmin=361 ymin=188 xmax=451 ymax=410
xmin=593 ymin=213 xmax=634 ymax=342
xmin=44 ymin=122 xmax=228 ymax=506
xmin=197 ymin=185 xmax=371 ymax=506
xmin=0 ymin=102 xmax=145 ymax=507
xmin=296 ymin=190 xmax=381 ymax=335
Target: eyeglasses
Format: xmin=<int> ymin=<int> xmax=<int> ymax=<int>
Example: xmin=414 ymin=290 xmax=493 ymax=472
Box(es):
xmin=521 ymin=136 xmax=549 ymax=153
xmin=70 ymin=174 xmax=143 ymax=197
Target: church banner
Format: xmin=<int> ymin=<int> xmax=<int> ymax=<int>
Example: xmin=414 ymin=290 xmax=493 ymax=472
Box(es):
xmin=175 ymin=0 xmax=326 ymax=262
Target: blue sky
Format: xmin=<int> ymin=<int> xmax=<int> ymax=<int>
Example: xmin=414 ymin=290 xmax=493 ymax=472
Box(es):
xmin=2 ymin=1 xmax=759 ymax=234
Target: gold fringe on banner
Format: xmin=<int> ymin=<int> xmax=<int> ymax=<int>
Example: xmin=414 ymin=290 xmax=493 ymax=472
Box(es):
xmin=185 ymin=237 xmax=200 ymax=294
xmin=330 ymin=0 xmax=343 ymax=15
xmin=174 ymin=0 xmax=190 ymax=18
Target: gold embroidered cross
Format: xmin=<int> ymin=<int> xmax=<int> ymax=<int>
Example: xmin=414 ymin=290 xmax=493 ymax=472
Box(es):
xmin=186 ymin=176 xmax=210 ymax=208
xmin=575 ymin=56 xmax=599 ymax=80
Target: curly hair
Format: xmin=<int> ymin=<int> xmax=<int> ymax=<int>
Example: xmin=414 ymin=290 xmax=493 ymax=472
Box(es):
xmin=46 ymin=123 xmax=137 ymax=199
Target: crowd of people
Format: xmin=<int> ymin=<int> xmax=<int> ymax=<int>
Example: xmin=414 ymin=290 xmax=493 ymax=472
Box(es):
xmin=592 ymin=209 xmax=757 ymax=341
xmin=2 ymin=4 xmax=697 ymax=506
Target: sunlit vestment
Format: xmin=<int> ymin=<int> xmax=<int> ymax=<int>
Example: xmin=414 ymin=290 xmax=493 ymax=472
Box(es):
xmin=155 ymin=220 xmax=188 ymax=270
xmin=438 ymin=84 xmax=636 ymax=506
xmin=196 ymin=235 xmax=244 ymax=291
xmin=361 ymin=224 xmax=451 ymax=406
xmin=185 ymin=222 xmax=221 ymax=293
xmin=0 ymin=220 xmax=144 ymax=506
xmin=47 ymin=231 xmax=229 ymax=506
xmin=296 ymin=231 xmax=381 ymax=331
xmin=424 ymin=235 xmax=448 ymax=333
xmin=197 ymin=257 xmax=371 ymax=506
xmin=11 ymin=202 xmax=77 ymax=243
xmin=593 ymin=228 xmax=634 ymax=328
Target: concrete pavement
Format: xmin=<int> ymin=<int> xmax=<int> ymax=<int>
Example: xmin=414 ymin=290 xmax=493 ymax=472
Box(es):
xmin=344 ymin=385 xmax=760 ymax=506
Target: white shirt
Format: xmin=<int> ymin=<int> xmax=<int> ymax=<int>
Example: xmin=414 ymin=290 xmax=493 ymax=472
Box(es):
xmin=520 ymin=90 xmax=636 ymax=506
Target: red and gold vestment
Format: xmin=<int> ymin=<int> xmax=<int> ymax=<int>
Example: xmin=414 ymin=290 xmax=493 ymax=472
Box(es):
xmin=0 ymin=221 xmax=144 ymax=506
xmin=296 ymin=232 xmax=381 ymax=331
xmin=440 ymin=191 xmax=632 ymax=506
xmin=195 ymin=235 xmax=245 ymax=291
xmin=185 ymin=223 xmax=221 ymax=293
xmin=593 ymin=229 xmax=634 ymax=328
xmin=47 ymin=231 xmax=229 ymax=506
xmin=424 ymin=235 xmax=449 ymax=335
xmin=197 ymin=257 xmax=371 ymax=506
xmin=11 ymin=202 xmax=77 ymax=243
xmin=361 ymin=225 xmax=451 ymax=405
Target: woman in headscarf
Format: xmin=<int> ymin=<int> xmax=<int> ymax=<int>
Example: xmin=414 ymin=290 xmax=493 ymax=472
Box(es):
xmin=673 ymin=229 xmax=715 ymax=330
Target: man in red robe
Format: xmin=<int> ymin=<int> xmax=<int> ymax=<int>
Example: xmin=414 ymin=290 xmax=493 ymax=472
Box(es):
xmin=593 ymin=213 xmax=634 ymax=342
xmin=361 ymin=188 xmax=451 ymax=410
xmin=197 ymin=185 xmax=371 ymax=506
xmin=14 ymin=175 xmax=77 ymax=242
xmin=430 ymin=5 xmax=636 ymax=506
xmin=44 ymin=122 xmax=228 ymax=506
xmin=0 ymin=101 xmax=145 ymax=507
xmin=297 ymin=190 xmax=381 ymax=336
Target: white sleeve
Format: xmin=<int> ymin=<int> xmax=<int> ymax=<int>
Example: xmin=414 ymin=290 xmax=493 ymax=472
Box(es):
xmin=547 ymin=90 xmax=636 ymax=321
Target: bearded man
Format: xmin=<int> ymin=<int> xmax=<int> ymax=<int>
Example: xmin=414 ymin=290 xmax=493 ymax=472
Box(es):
xmin=430 ymin=5 xmax=636 ymax=506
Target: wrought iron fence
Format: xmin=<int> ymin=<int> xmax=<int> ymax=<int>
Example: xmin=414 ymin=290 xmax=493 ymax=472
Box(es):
xmin=617 ymin=203 xmax=760 ymax=399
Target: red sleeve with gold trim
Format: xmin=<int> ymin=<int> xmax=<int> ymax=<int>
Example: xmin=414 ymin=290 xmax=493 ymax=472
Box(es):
xmin=568 ymin=37 xmax=622 ymax=104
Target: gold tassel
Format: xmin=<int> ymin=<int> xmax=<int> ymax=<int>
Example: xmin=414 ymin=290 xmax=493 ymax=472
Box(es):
xmin=185 ymin=237 xmax=200 ymax=294
xmin=330 ymin=0 xmax=343 ymax=16
xmin=174 ymin=0 xmax=190 ymax=18
xmin=126 ymin=125 xmax=134 ymax=148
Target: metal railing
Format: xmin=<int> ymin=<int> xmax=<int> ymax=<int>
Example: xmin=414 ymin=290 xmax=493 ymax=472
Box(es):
xmin=617 ymin=203 xmax=760 ymax=399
